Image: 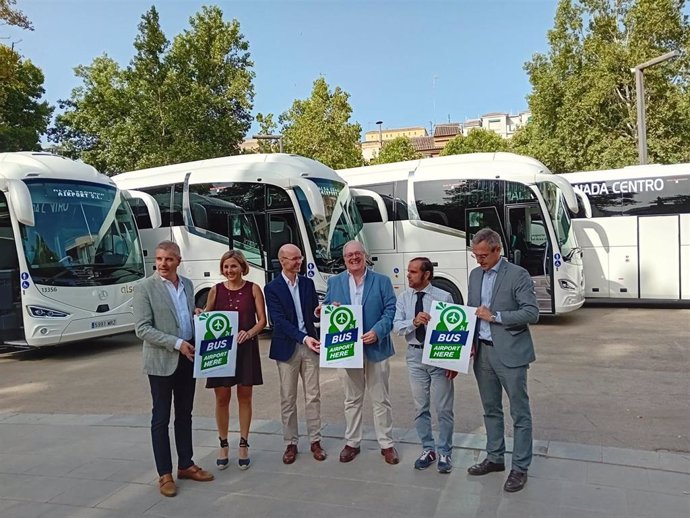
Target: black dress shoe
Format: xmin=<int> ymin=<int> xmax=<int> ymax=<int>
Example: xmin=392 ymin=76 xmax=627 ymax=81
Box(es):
xmin=467 ymin=458 xmax=506 ymax=476
xmin=504 ymin=470 xmax=528 ymax=492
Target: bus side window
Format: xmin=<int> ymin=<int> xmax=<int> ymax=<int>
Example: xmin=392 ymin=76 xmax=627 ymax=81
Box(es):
xmin=465 ymin=207 xmax=507 ymax=253
xmin=354 ymin=195 xmax=384 ymax=223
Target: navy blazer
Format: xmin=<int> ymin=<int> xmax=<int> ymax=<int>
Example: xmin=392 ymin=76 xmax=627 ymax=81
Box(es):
xmin=265 ymin=274 xmax=319 ymax=362
xmin=323 ymin=269 xmax=396 ymax=363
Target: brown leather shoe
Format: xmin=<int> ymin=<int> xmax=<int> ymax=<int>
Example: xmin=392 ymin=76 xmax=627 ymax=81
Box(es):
xmin=283 ymin=444 xmax=298 ymax=464
xmin=310 ymin=441 xmax=327 ymax=461
xmin=177 ymin=464 xmax=214 ymax=482
xmin=339 ymin=445 xmax=360 ymax=463
xmin=159 ymin=473 xmax=177 ymax=497
xmin=381 ymin=446 xmax=400 ymax=465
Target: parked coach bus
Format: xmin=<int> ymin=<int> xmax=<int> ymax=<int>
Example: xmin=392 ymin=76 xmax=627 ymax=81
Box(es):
xmin=339 ymin=152 xmax=585 ymax=315
xmin=0 ymin=152 xmax=160 ymax=347
xmin=562 ymin=164 xmax=690 ymax=302
xmin=113 ymin=154 xmax=364 ymax=307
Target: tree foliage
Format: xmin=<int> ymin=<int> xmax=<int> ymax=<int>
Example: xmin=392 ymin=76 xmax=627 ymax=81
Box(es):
xmin=372 ymin=136 xmax=421 ymax=164
xmin=258 ymin=77 xmax=362 ymax=170
xmin=520 ymin=0 xmax=690 ymax=172
xmin=0 ymin=44 xmax=52 ymax=151
xmin=1 ymin=0 xmax=32 ymax=30
xmin=440 ymin=128 xmax=508 ymax=156
xmin=49 ymin=6 xmax=254 ymax=174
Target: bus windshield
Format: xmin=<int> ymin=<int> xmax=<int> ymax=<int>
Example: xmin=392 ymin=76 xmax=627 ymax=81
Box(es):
xmin=296 ymin=178 xmax=363 ymax=274
xmin=537 ymin=181 xmax=577 ymax=260
xmin=20 ymin=180 xmax=145 ymax=286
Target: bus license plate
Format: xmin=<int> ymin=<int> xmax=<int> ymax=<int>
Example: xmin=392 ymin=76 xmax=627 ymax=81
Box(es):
xmin=91 ymin=319 xmax=117 ymax=329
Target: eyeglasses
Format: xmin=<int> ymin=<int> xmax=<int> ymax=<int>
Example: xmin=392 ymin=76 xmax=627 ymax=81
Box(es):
xmin=471 ymin=253 xmax=490 ymax=261
xmin=344 ymin=251 xmax=364 ymax=259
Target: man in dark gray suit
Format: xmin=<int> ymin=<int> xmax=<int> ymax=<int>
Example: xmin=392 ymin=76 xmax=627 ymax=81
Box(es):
xmin=466 ymin=228 xmax=539 ymax=493
xmin=134 ymin=241 xmax=213 ymax=497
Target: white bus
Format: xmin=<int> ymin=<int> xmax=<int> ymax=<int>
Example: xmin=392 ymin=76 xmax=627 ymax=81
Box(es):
xmin=0 ymin=152 xmax=160 ymax=347
xmin=562 ymin=164 xmax=690 ymax=302
xmin=112 ymin=154 xmax=363 ymax=307
xmin=339 ymin=152 xmax=585 ymax=314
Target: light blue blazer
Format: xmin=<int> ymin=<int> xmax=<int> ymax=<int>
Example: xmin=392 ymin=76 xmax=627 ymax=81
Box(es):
xmin=324 ymin=269 xmax=396 ymax=362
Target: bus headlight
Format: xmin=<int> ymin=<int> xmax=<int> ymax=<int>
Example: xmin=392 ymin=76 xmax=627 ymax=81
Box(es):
xmin=27 ymin=306 xmax=71 ymax=318
xmin=558 ymin=279 xmax=577 ymax=290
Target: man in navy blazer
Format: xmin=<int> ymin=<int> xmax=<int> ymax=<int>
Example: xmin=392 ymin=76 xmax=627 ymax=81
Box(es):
xmin=323 ymin=240 xmax=399 ymax=465
xmin=265 ymin=244 xmax=326 ymax=465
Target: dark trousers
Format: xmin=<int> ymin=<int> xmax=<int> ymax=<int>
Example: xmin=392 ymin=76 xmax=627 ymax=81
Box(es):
xmin=473 ymin=343 xmax=533 ymax=473
xmin=148 ymin=355 xmax=196 ymax=476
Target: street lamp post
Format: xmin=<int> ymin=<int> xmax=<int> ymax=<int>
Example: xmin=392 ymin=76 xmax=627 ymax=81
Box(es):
xmin=631 ymin=50 xmax=680 ymax=164
xmin=252 ymin=134 xmax=283 ymax=153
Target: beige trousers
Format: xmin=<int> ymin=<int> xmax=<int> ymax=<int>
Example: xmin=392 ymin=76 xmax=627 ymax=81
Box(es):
xmin=340 ymin=357 xmax=394 ymax=449
xmin=277 ymin=344 xmax=322 ymax=445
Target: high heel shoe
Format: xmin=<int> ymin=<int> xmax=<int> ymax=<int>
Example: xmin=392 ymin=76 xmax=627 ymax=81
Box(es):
xmin=238 ymin=437 xmax=250 ymax=470
xmin=217 ymin=437 xmax=229 ymax=470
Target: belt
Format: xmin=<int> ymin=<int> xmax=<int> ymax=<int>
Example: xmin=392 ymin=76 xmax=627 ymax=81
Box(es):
xmin=478 ymin=339 xmax=493 ymax=346
xmin=409 ymin=343 xmax=424 ymax=349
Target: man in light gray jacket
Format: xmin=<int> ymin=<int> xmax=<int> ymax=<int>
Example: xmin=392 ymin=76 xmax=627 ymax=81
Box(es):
xmin=466 ymin=228 xmax=539 ymax=493
xmin=134 ymin=241 xmax=213 ymax=497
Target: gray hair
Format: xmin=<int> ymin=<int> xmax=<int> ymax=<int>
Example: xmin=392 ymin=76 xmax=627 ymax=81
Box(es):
xmin=343 ymin=240 xmax=366 ymax=257
xmin=471 ymin=228 xmax=502 ymax=251
xmin=156 ymin=240 xmax=181 ymax=259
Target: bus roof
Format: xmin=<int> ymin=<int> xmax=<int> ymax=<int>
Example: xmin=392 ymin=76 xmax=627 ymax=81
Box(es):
xmin=561 ymin=163 xmax=690 ymax=183
xmin=0 ymin=152 xmax=112 ymax=185
xmin=112 ymin=153 xmax=344 ymax=189
xmin=339 ymin=152 xmax=552 ymax=185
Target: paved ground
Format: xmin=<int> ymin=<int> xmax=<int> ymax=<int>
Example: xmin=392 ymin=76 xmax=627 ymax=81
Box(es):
xmin=0 ymin=412 xmax=688 ymax=518
xmin=1 ymin=307 xmax=688 ymax=453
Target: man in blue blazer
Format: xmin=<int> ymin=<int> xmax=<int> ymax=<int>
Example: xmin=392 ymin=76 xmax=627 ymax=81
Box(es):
xmin=265 ymin=244 xmax=325 ymax=465
xmin=466 ymin=228 xmax=539 ymax=493
xmin=323 ymin=240 xmax=399 ymax=465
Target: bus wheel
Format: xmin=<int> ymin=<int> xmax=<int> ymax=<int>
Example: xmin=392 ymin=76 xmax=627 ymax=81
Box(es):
xmin=195 ymin=289 xmax=209 ymax=310
xmin=431 ymin=279 xmax=463 ymax=305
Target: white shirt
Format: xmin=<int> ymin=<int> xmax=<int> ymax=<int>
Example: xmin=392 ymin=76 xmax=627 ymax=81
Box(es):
xmin=393 ymin=283 xmax=453 ymax=344
xmin=161 ymin=276 xmax=193 ymax=350
xmin=348 ymin=269 xmax=367 ymax=306
xmin=282 ymin=272 xmax=308 ymax=342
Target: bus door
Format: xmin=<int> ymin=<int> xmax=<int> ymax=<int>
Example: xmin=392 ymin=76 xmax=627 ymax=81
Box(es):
xmin=0 ymin=192 xmax=22 ymax=342
xmin=249 ymin=209 xmax=304 ymax=285
xmin=638 ymin=215 xmax=681 ymax=299
xmin=505 ymin=204 xmax=553 ymax=313
xmin=464 ymin=205 xmax=508 ymax=287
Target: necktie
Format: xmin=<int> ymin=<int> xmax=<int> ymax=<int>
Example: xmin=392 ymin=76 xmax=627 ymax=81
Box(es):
xmin=415 ymin=291 xmax=425 ymax=343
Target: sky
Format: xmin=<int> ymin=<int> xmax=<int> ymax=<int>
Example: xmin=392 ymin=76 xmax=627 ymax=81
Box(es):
xmin=6 ymin=0 xmax=563 ymax=138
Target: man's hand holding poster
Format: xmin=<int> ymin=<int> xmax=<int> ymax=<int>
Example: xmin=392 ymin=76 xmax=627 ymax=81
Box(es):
xmin=422 ymin=301 xmax=477 ymax=374
xmin=193 ymin=311 xmax=238 ymax=378
xmin=319 ymin=304 xmax=363 ymax=369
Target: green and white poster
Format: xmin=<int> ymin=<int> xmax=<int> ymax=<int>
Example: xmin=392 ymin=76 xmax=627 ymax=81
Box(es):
xmin=193 ymin=311 xmax=238 ymax=378
xmin=319 ymin=304 xmax=363 ymax=369
xmin=422 ymin=301 xmax=477 ymax=374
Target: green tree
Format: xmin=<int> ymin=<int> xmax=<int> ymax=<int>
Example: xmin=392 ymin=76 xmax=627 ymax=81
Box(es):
xmin=521 ymin=0 xmax=690 ymax=172
xmin=278 ymin=77 xmax=362 ymax=169
xmin=254 ymin=112 xmax=279 ymax=153
xmin=372 ymin=136 xmax=421 ymax=164
xmin=0 ymin=44 xmax=52 ymax=151
xmin=1 ymin=0 xmax=32 ymax=30
xmin=50 ymin=5 xmax=254 ymax=174
xmin=440 ymin=128 xmax=508 ymax=156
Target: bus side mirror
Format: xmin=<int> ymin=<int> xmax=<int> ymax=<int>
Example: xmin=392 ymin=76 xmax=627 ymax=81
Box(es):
xmin=126 ymin=189 xmax=162 ymax=229
xmin=5 ymin=179 xmax=35 ymax=226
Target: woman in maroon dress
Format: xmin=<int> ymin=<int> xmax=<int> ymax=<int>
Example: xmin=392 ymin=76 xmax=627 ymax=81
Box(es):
xmin=204 ymin=250 xmax=266 ymax=470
